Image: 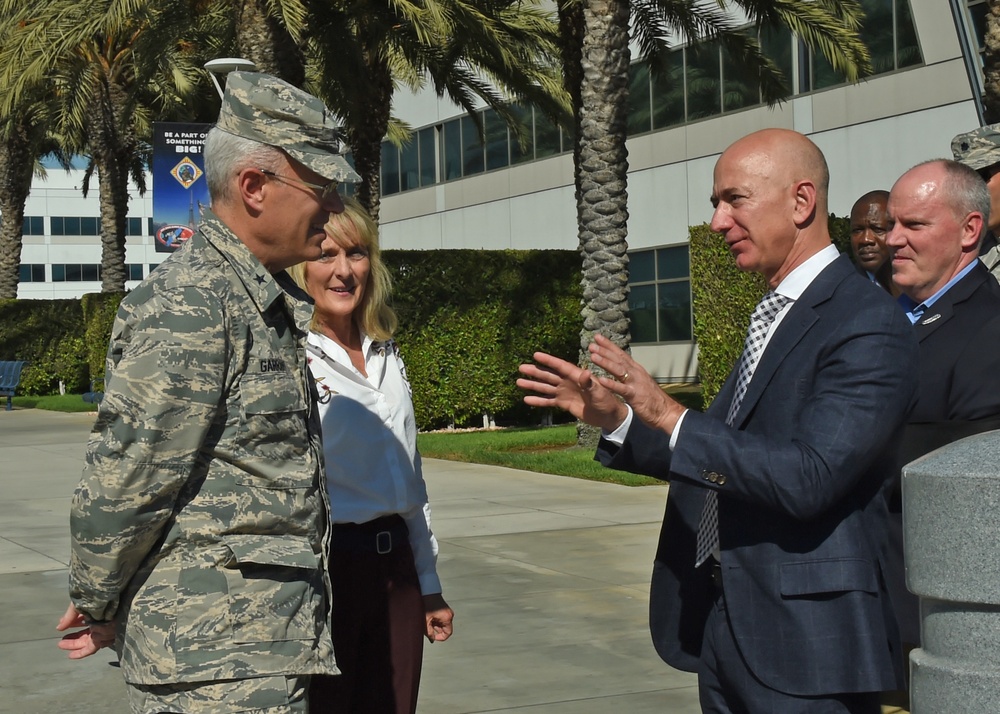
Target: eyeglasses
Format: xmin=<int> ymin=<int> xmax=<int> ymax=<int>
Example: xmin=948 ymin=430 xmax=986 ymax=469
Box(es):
xmin=259 ymin=169 xmax=340 ymax=200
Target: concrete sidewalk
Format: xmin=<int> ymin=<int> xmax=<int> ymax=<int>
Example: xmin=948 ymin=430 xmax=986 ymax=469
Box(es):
xmin=0 ymin=408 xmax=698 ymax=713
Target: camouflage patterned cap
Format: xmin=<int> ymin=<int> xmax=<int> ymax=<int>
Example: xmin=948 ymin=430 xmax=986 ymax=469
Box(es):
xmin=216 ymin=71 xmax=360 ymax=183
xmin=951 ymin=123 xmax=1000 ymax=172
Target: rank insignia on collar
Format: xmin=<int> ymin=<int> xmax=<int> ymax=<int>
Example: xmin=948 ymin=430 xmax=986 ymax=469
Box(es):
xmin=255 ymin=274 xmax=266 ymax=285
xmin=921 ymin=313 xmax=941 ymax=325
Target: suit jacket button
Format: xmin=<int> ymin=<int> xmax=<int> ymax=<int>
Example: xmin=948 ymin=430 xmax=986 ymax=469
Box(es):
xmin=707 ymin=472 xmax=719 ymax=483
xmin=717 ymin=475 xmax=727 ymax=485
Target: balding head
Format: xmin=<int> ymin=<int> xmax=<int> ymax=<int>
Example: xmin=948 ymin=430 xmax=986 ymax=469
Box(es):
xmin=710 ymin=129 xmax=832 ymax=287
xmin=886 ymin=159 xmax=986 ymax=302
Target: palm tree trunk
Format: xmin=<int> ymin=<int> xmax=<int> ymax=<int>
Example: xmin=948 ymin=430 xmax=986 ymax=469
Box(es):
xmin=90 ymin=80 xmax=131 ymax=293
xmin=0 ymin=124 xmax=35 ymax=299
xmin=96 ymin=158 xmax=129 ymax=293
xmin=984 ymin=0 xmax=1000 ymax=123
xmin=345 ymin=60 xmax=394 ymax=225
xmin=235 ymin=0 xmax=305 ymax=85
xmin=570 ymin=0 xmax=632 ymax=445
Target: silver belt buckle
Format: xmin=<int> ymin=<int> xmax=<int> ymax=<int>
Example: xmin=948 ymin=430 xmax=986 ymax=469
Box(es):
xmin=376 ymin=531 xmax=392 ymax=554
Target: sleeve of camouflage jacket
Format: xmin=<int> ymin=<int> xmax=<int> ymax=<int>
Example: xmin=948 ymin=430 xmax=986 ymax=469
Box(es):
xmin=69 ymin=286 xmax=230 ymax=623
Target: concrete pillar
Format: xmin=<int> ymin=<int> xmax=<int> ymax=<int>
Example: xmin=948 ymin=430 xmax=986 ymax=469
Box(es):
xmin=903 ymin=430 xmax=1000 ymax=713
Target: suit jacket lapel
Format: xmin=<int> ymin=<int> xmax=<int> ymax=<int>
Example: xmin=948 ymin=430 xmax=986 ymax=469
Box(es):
xmin=728 ymin=256 xmax=847 ymax=428
xmin=912 ymin=265 xmax=986 ymax=342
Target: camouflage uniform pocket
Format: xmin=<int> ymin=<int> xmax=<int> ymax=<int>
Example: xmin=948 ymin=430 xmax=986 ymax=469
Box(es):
xmin=221 ymin=534 xmax=320 ymax=644
xmin=236 ymin=372 xmax=313 ymax=488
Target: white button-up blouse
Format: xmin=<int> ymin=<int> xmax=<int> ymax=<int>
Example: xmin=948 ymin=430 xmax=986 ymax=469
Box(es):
xmin=306 ymin=330 xmax=442 ymax=595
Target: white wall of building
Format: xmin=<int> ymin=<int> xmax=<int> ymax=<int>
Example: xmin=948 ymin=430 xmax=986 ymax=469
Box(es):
xmin=18 ymin=168 xmax=156 ymax=299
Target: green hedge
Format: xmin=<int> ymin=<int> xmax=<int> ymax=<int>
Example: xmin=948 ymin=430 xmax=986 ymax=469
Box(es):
xmin=386 ymin=250 xmax=581 ymax=430
xmin=0 ymin=297 xmax=88 ymax=395
xmin=0 ymin=292 xmax=124 ymax=396
xmin=688 ymin=224 xmax=766 ymax=407
xmin=81 ymin=292 xmax=126 ymax=385
xmin=1 ymin=254 xmax=580 ymax=429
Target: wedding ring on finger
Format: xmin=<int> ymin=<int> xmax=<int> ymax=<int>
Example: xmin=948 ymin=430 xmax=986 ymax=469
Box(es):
xmin=620 ymin=371 xmax=630 ymax=383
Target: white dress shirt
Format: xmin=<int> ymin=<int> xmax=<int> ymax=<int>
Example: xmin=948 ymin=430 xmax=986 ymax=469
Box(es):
xmin=607 ymin=244 xmax=841 ymax=446
xmin=307 ymin=330 xmax=442 ymax=595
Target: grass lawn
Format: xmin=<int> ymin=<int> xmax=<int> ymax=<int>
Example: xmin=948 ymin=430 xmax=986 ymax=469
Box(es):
xmin=418 ymin=424 xmax=665 ymax=487
xmin=416 ymin=383 xmax=701 ymax=487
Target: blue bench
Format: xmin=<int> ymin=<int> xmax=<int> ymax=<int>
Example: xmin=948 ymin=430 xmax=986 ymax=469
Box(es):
xmin=83 ymin=377 xmax=105 ymax=404
xmin=0 ymin=360 xmax=28 ymax=411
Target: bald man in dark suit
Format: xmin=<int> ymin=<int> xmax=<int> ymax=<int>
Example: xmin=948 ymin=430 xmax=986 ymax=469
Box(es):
xmin=519 ymin=129 xmax=918 ymax=713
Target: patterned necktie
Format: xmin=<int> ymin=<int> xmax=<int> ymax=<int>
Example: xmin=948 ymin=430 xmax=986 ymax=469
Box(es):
xmin=695 ymin=291 xmax=791 ymax=567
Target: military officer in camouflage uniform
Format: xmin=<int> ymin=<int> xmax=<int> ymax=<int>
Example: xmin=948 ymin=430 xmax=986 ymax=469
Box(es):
xmin=56 ymin=71 xmax=360 ymax=713
xmin=952 ymin=124 xmax=1000 ymax=284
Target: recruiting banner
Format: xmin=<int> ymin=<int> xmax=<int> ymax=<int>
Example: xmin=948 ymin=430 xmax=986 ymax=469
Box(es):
xmin=152 ymin=122 xmax=211 ymax=253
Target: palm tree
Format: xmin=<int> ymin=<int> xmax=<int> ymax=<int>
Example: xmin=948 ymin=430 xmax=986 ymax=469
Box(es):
xmin=983 ymin=0 xmax=1000 ymax=123
xmin=306 ymin=0 xmax=571 ymax=223
xmin=0 ymin=103 xmax=65 ymax=300
xmin=0 ymin=0 xmax=218 ymax=292
xmin=231 ymin=0 xmax=305 ymax=82
xmin=562 ymin=0 xmax=871 ymax=444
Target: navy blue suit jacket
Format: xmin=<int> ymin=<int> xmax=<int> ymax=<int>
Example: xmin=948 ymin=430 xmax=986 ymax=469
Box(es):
xmin=885 ymin=261 xmax=1000 ymax=644
xmin=598 ymin=255 xmax=918 ymax=696
xmin=893 ymin=260 xmax=1000 ymax=489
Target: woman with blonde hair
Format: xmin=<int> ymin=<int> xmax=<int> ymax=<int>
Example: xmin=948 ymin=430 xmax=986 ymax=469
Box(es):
xmin=290 ymin=198 xmax=453 ymax=714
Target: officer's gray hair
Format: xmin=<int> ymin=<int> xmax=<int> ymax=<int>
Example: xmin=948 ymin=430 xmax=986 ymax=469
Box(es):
xmin=935 ymin=159 xmax=991 ymax=246
xmin=204 ymin=127 xmax=284 ymax=204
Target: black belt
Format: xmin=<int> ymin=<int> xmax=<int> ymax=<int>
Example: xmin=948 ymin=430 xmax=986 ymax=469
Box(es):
xmin=331 ymin=515 xmax=408 ymax=555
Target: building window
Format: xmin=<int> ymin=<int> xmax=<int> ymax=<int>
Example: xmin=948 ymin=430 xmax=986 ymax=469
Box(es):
xmin=461 ymin=114 xmax=486 ymax=176
xmin=722 ymin=29 xmax=766 ymax=112
xmin=652 ymin=51 xmax=686 ymax=130
xmin=126 ymin=217 xmax=145 ymax=236
xmin=51 ymin=216 xmax=100 ymax=236
xmin=418 ymin=127 xmax=436 ymax=186
xmin=484 ymin=109 xmax=510 ymax=171
xmin=808 ymin=0 xmax=922 ymax=89
xmin=382 ymin=103 xmax=572 ymax=192
xmin=509 ymin=104 xmax=534 ymax=164
xmin=628 ymin=63 xmax=653 ymax=136
xmin=19 ymin=264 xmax=45 ymax=282
xmin=381 ymin=126 xmax=438 ymax=196
xmin=966 ymin=0 xmax=988 ymax=60
xmin=52 ymin=264 xmax=101 ymax=282
xmin=399 ymin=133 xmax=419 ymax=192
xmin=628 ymin=245 xmax=692 ymax=344
xmin=686 ymin=40 xmax=723 ymax=121
xmin=21 ymin=216 xmax=45 ymax=235
xmin=442 ymin=119 xmax=463 ymax=181
xmin=626 ymin=3 xmax=919 ymax=133
xmin=127 ymin=264 xmax=144 ymax=281
xmin=534 ymin=110 xmax=563 ymax=158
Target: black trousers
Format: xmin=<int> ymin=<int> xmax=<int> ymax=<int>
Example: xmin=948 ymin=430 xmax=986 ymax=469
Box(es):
xmin=310 ymin=516 xmax=425 ymax=714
